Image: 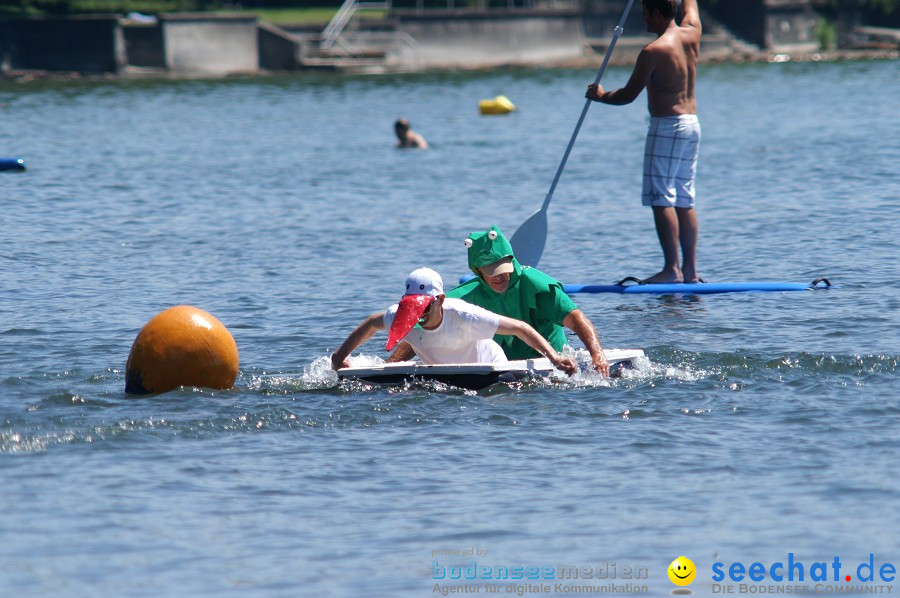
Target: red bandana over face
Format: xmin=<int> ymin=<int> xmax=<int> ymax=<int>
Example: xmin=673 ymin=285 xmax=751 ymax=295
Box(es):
xmin=386 ymin=295 xmax=434 ymax=351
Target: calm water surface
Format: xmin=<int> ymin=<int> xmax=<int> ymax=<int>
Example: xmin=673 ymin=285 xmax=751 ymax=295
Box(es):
xmin=1 ymin=59 xmax=899 ymax=597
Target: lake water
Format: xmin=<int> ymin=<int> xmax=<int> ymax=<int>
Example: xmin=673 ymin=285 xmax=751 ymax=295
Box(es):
xmin=1 ymin=59 xmax=899 ymax=597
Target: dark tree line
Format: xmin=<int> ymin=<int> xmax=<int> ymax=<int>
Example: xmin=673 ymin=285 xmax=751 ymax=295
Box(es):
xmin=2 ymin=0 xmax=898 ymax=26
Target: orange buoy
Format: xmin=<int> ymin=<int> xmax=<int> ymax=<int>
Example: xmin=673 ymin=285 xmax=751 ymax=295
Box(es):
xmin=125 ymin=305 xmax=239 ymax=395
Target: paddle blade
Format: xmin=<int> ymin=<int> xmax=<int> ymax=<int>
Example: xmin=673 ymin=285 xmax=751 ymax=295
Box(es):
xmin=509 ymin=208 xmax=547 ymax=267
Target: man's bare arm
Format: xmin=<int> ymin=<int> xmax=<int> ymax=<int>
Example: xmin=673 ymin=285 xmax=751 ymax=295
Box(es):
xmin=331 ymin=312 xmax=386 ymax=370
xmin=562 ymin=309 xmax=609 ymax=376
xmin=387 ymin=341 xmax=416 ymax=363
xmin=496 ymin=317 xmax=577 ymax=376
xmin=681 ymin=0 xmax=701 ymax=32
xmin=587 ymin=49 xmax=654 ymax=106
xmin=412 ymin=132 xmax=428 ymax=149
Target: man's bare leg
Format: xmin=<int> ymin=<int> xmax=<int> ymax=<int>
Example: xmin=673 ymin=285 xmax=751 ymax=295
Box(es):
xmin=676 ymin=207 xmax=699 ymax=283
xmin=643 ymin=206 xmax=683 ymax=284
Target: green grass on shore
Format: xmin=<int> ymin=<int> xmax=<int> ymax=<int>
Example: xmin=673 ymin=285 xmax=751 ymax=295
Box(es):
xmin=2 ymin=2 xmax=385 ymax=25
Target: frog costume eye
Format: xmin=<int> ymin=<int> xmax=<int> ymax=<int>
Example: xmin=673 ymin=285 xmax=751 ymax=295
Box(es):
xmin=464 ymin=238 xmax=473 ymax=248
xmin=488 ymin=231 xmax=498 ymax=240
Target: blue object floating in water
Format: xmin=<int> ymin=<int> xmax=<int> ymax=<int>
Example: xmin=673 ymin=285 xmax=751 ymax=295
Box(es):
xmin=564 ymin=281 xmax=819 ymax=294
xmin=0 ymin=158 xmax=26 ymax=172
xmin=459 ymin=275 xmax=832 ymax=295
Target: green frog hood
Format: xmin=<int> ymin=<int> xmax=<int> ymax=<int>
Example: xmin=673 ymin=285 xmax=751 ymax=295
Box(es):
xmin=465 ymin=225 xmax=523 ymax=284
xmin=461 ymin=225 xmax=559 ymax=301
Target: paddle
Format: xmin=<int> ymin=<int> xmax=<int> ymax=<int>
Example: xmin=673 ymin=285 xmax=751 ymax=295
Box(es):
xmin=510 ymin=0 xmax=637 ymax=267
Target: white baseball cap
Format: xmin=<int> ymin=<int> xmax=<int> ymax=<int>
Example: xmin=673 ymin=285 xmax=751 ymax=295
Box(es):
xmin=403 ymin=267 xmax=443 ymax=297
xmin=386 ymin=268 xmax=445 ymax=351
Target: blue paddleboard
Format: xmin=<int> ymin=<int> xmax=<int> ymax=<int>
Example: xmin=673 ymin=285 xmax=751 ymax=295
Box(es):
xmin=459 ymin=276 xmax=832 ymax=295
xmin=563 ymin=281 xmax=824 ymax=294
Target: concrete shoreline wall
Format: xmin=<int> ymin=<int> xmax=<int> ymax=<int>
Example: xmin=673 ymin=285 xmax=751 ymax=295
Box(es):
xmin=0 ymin=13 xmax=259 ymax=75
xmin=0 ymin=9 xmax=589 ymax=74
xmin=393 ymin=9 xmax=586 ymax=67
xmin=159 ymin=13 xmax=258 ymax=75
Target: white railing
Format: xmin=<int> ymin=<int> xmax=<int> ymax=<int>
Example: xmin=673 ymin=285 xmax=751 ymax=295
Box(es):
xmin=321 ymin=0 xmax=392 ymax=50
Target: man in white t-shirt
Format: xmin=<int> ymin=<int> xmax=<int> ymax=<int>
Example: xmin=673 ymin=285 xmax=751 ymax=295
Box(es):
xmin=330 ymin=267 xmax=577 ymax=374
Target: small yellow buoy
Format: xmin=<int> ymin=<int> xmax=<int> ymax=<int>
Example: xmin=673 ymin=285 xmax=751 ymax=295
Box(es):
xmin=478 ymin=95 xmax=516 ymax=115
xmin=125 ymin=305 xmax=239 ymax=395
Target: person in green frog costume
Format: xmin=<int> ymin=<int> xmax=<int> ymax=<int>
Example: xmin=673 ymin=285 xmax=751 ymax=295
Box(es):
xmin=390 ymin=225 xmax=609 ymax=375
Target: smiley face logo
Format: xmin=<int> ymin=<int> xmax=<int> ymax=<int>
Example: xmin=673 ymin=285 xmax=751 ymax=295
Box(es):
xmin=668 ymin=556 xmax=696 ymax=586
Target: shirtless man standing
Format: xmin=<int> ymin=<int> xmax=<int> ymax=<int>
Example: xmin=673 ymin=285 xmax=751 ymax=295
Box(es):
xmin=586 ymin=0 xmax=702 ymax=284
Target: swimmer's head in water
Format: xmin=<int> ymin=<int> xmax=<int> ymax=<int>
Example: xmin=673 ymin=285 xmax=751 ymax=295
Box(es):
xmin=394 ymin=118 xmax=410 ymax=137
